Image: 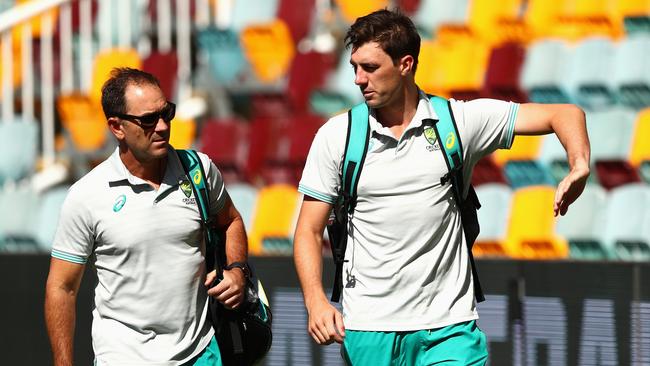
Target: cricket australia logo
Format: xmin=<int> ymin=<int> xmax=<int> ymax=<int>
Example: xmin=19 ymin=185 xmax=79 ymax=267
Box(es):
xmin=180 ymin=179 xmax=196 ymax=205
xmin=423 ymin=126 xmax=441 ymax=151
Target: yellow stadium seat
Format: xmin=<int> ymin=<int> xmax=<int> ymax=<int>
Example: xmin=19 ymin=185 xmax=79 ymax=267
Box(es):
xmin=248 ymin=184 xmax=300 ymax=255
xmin=505 ymin=186 xmax=569 ymax=259
xmin=90 ymin=48 xmax=142 ymax=106
xmin=0 ymin=41 xmax=22 ymax=95
xmin=240 ymin=20 xmax=295 ymax=84
xmin=630 ymin=108 xmax=650 ymax=167
xmin=525 ymin=0 xmax=566 ymax=38
xmin=467 ymin=0 xmax=529 ymax=44
xmin=615 ymin=0 xmax=650 ymax=18
xmin=168 ymin=117 xmax=196 ymax=150
xmin=418 ymin=31 xmax=489 ymax=95
xmin=57 ymin=94 xmax=109 ymax=152
xmin=333 ymin=0 xmax=389 ymax=24
xmin=492 ymin=135 xmax=544 ymax=166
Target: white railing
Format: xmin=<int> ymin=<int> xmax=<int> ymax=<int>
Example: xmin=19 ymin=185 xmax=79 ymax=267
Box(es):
xmin=0 ymin=0 xmax=235 ymax=170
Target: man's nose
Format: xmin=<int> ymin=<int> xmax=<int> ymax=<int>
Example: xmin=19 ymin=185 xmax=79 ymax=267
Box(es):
xmin=354 ymin=69 xmax=368 ymax=85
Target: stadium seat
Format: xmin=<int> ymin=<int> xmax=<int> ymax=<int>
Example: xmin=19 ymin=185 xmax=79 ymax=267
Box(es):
xmin=473 ymin=183 xmax=513 ymax=257
xmin=493 ymin=135 xmax=554 ymax=188
xmin=240 ymin=20 xmax=296 ymax=84
xmin=230 ymin=0 xmax=280 ymax=31
xmin=617 ymin=0 xmax=650 ymax=34
xmin=471 ymin=156 xmax=508 ymax=186
xmin=413 ymin=0 xmax=469 ymax=37
xmin=563 ymin=37 xmax=617 ymax=108
xmin=196 ymin=28 xmax=248 ymax=86
xmin=468 ymin=0 xmax=526 ymax=45
xmin=0 ymin=117 xmax=38 ymax=185
xmin=414 ymin=39 xmax=445 ymax=97
xmin=287 ymin=51 xmax=336 ymax=114
xmin=549 ymin=0 xmax=624 ymax=41
xmin=277 ymin=0 xmax=316 ymax=43
xmin=333 ymin=0 xmax=389 ymax=24
xmin=434 ymin=31 xmax=490 ymax=97
xmin=0 ymin=184 xmax=39 ymax=252
xmin=602 ymin=183 xmax=650 ymax=261
xmin=248 ymin=184 xmax=301 ymax=255
xmin=57 ymin=94 xmax=110 ymax=154
xmin=90 ymin=48 xmax=142 ymax=106
xmin=482 ymin=42 xmax=528 ymax=103
xmin=168 ymin=117 xmax=196 ymax=150
xmin=611 ymin=34 xmax=650 ymax=109
xmin=310 ymin=48 xmax=363 ymax=117
xmin=505 ymin=185 xmax=569 ymax=259
xmin=34 ymin=185 xmax=70 ymax=251
xmin=226 ymin=183 xmax=259 ymax=232
xmin=396 ymin=0 xmax=421 ymax=14
xmin=588 ymin=108 xmax=639 ymax=189
xmin=199 ymin=119 xmax=249 ymax=184
xmin=94 ymin=0 xmax=146 ymax=46
xmin=629 ymin=108 xmax=650 ymax=182
xmin=521 ymin=39 xmax=572 ymax=104
xmin=555 ymin=184 xmax=610 ymax=260
xmin=523 ymin=0 xmax=565 ymax=38
xmin=142 ymin=51 xmax=178 ymax=100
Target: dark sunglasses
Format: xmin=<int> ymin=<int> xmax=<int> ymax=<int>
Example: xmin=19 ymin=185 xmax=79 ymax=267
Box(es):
xmin=112 ymin=101 xmax=176 ymax=129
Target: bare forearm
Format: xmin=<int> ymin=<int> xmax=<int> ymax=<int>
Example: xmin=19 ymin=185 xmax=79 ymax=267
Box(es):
xmin=224 ymin=215 xmax=248 ymax=264
xmin=45 ymin=286 xmax=77 ymax=366
xmin=552 ymin=105 xmax=590 ymax=170
xmin=294 ymin=229 xmax=328 ymax=307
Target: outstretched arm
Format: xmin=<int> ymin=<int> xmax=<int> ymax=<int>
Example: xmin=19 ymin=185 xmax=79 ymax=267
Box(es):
xmin=515 ymin=103 xmax=590 ymax=216
xmin=45 ymin=258 xmax=85 ymax=366
xmin=294 ymin=197 xmax=345 ymax=345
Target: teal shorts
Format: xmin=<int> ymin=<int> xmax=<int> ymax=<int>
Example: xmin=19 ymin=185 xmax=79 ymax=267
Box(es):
xmin=342 ymin=320 xmax=488 ymax=366
xmin=184 ymin=335 xmax=222 ymax=366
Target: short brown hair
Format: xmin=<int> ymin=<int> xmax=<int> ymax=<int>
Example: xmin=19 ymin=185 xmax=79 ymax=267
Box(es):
xmin=101 ymin=68 xmax=161 ymax=119
xmin=344 ymin=9 xmax=421 ymax=73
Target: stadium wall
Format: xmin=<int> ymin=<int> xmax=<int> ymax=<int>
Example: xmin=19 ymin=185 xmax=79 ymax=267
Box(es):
xmin=1 ymin=255 xmax=648 ymax=365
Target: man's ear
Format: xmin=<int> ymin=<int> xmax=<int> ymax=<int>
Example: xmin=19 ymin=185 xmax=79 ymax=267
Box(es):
xmin=108 ymin=117 xmax=125 ymax=140
xmin=399 ymin=55 xmax=415 ymax=76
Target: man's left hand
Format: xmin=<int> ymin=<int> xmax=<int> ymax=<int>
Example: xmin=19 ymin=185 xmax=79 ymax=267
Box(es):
xmin=554 ymin=164 xmax=590 ymax=217
xmin=205 ymin=269 xmax=246 ymax=309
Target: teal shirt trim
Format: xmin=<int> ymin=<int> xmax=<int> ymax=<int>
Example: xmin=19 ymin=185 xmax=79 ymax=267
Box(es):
xmin=505 ymin=103 xmax=519 ymax=149
xmin=298 ymin=185 xmax=336 ymax=204
xmin=51 ymin=249 xmax=86 ymax=265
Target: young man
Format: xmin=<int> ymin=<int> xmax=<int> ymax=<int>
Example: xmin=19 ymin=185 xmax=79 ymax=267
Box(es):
xmin=293 ymin=9 xmax=590 ymax=365
xmin=45 ymin=68 xmax=248 ymax=365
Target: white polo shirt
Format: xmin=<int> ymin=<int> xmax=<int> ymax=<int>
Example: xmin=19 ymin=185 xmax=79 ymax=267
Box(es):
xmin=52 ymin=147 xmax=226 ymax=365
xmin=299 ymin=92 xmax=518 ymax=331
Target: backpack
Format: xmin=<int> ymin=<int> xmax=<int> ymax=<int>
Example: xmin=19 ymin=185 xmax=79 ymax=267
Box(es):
xmin=326 ymin=96 xmax=485 ymax=303
xmin=176 ymin=149 xmax=273 ymax=366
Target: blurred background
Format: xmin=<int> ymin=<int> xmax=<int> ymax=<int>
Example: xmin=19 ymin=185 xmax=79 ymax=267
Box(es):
xmin=0 ymin=0 xmax=649 ymax=365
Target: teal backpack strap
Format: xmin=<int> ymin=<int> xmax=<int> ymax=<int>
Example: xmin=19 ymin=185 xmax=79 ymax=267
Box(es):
xmin=342 ymin=102 xmax=371 ymax=211
xmin=177 ymin=149 xmax=218 ymax=253
xmin=427 ymin=96 xmax=485 ymax=303
xmin=428 ymin=95 xmax=464 ymax=202
xmin=327 ymin=102 xmax=370 ymax=302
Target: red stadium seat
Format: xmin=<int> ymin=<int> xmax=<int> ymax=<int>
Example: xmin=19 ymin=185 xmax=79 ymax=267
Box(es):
xmin=482 ymin=42 xmax=528 ymax=103
xmin=142 ymin=51 xmax=178 ymax=100
xmin=199 ymin=119 xmax=250 ymax=184
xmin=277 ymin=0 xmax=316 ymax=43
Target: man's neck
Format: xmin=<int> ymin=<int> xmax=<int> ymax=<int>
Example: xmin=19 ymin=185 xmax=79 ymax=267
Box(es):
xmin=375 ymin=83 xmax=420 ymax=139
xmin=119 ymin=147 xmax=167 ymax=188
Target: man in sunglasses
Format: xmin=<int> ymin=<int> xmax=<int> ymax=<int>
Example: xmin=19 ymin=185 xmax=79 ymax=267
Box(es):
xmin=45 ymin=68 xmax=248 ymax=365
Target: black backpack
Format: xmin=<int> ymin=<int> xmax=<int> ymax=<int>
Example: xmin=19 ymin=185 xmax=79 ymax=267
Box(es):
xmin=326 ymin=96 xmax=485 ymax=303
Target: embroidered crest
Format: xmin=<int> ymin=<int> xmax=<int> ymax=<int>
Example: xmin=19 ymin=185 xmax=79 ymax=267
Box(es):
xmin=180 ymin=179 xmax=192 ymax=198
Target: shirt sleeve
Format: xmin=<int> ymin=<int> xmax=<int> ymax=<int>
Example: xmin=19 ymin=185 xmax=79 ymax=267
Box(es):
xmin=297 ymin=115 xmax=348 ymax=204
xmin=450 ymin=98 xmax=519 ymax=166
xmin=51 ymin=188 xmax=95 ymax=265
xmin=199 ymin=152 xmax=227 ymax=216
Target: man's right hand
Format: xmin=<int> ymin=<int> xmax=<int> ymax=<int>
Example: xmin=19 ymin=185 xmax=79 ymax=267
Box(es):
xmin=306 ymin=298 xmax=346 ymax=345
